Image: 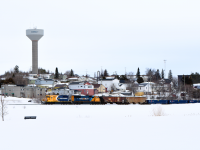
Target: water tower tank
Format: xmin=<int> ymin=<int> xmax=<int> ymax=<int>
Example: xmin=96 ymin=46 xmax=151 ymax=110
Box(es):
xmin=26 ymin=29 xmax=44 ymax=74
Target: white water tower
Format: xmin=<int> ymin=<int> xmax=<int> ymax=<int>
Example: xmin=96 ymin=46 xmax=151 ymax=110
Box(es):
xmin=26 ymin=28 xmax=44 ymax=74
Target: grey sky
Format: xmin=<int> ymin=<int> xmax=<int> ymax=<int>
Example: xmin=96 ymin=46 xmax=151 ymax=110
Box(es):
xmin=0 ymin=0 xmax=200 ymax=77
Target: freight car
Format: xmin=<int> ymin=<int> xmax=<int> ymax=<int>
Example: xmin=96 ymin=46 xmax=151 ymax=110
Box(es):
xmin=101 ymin=96 xmax=128 ymax=104
xmin=146 ymin=99 xmax=200 ymax=104
xmin=126 ymin=97 xmax=147 ymax=104
xmin=42 ymin=95 xmax=101 ymax=104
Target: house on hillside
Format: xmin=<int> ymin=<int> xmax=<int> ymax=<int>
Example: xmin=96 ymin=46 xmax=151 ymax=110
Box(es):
xmin=52 ymin=88 xmax=74 ymax=95
xmin=68 ymin=82 xmax=94 ymax=95
xmin=35 ymin=78 xmax=54 ymax=88
xmin=137 ymin=82 xmax=154 ymax=94
xmin=54 ymin=84 xmax=68 ymax=89
xmin=127 ymin=75 xmax=149 ymax=82
xmin=67 ymin=77 xmax=79 ymax=82
xmin=98 ymin=78 xmax=126 ymax=92
xmin=92 ymin=84 xmax=106 ymax=93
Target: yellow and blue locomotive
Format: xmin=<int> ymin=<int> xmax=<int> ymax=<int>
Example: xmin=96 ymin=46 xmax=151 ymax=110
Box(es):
xmin=42 ymin=95 xmax=101 ymax=104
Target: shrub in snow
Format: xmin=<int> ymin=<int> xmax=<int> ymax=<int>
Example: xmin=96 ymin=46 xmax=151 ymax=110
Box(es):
xmin=152 ymin=105 xmax=165 ymax=116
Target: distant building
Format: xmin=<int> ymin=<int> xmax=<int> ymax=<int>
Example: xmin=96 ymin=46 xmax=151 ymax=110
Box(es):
xmin=52 ymin=88 xmax=74 ymax=95
xmin=98 ymin=79 xmax=126 ymax=92
xmin=69 ymin=82 xmax=94 ymax=95
xmin=1 ymin=84 xmax=45 ymax=98
xmin=92 ymin=84 xmax=106 ymax=93
xmin=35 ymin=78 xmax=54 ymax=88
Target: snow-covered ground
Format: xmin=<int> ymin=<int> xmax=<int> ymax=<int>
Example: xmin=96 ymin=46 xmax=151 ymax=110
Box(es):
xmin=0 ymin=96 xmax=200 ymax=150
xmin=1 ymin=96 xmax=37 ymax=104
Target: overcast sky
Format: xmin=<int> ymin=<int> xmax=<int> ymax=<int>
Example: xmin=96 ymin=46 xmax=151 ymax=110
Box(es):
xmin=0 ymin=0 xmax=200 ymax=77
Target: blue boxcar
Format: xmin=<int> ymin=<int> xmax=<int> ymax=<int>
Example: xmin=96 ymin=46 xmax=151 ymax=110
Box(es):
xmin=169 ymin=100 xmax=179 ymax=104
xmin=188 ymin=100 xmax=198 ymax=103
xmin=147 ymin=100 xmax=168 ymax=104
xmin=178 ymin=100 xmax=188 ymax=104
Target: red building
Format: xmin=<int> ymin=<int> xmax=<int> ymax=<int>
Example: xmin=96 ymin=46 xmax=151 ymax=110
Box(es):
xmin=69 ymin=82 xmax=94 ymax=95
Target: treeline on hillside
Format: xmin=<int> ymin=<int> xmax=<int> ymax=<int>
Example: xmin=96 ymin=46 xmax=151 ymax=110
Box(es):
xmin=0 ymin=65 xmax=29 ymax=87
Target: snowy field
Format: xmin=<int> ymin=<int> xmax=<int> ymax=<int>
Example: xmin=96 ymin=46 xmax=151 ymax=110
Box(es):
xmin=1 ymin=96 xmax=200 ymax=150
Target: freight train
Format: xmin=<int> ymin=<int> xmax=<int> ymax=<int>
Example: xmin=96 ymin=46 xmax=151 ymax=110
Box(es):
xmin=42 ymin=95 xmax=200 ymax=105
xmin=42 ymin=95 xmax=146 ymax=104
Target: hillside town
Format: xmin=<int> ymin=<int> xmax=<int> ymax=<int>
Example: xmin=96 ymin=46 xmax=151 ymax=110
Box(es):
xmin=1 ymin=66 xmax=200 ymax=101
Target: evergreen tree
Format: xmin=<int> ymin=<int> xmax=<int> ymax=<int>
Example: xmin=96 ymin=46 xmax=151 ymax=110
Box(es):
xmin=136 ymin=67 xmax=140 ymax=78
xmin=55 ymin=67 xmax=59 ymax=79
xmin=38 ymin=67 xmax=47 ymax=74
xmin=120 ymin=75 xmax=128 ymax=80
xmin=137 ymin=76 xmax=144 ymax=83
xmin=190 ymin=72 xmax=200 ymax=83
xmin=104 ymin=69 xmax=109 ymax=77
xmin=153 ymin=69 xmax=161 ymax=82
xmin=161 ymin=69 xmax=164 ymax=79
xmin=70 ymin=69 xmax=74 ymax=76
xmin=14 ymin=65 xmax=19 ymax=73
xmin=168 ymin=70 xmax=173 ymax=80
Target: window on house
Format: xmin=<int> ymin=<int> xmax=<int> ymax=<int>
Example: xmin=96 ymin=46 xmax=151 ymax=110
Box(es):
xmin=140 ymin=87 xmax=141 ymax=90
xmin=88 ymin=86 xmax=92 ymax=88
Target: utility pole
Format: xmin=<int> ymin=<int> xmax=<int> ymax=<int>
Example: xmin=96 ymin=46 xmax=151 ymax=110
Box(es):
xmin=164 ymin=60 xmax=167 ymax=79
xmin=184 ymin=74 xmax=186 ymax=92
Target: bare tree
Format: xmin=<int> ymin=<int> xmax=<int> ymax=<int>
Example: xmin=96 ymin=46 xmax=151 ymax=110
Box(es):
xmin=145 ymin=68 xmax=156 ymax=81
xmin=13 ymin=73 xmax=28 ymax=85
xmin=0 ymin=96 xmax=8 ymax=121
xmin=126 ymin=72 xmax=138 ymax=94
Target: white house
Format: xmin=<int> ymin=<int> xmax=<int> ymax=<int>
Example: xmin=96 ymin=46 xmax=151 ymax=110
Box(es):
xmin=98 ymin=79 xmax=126 ymax=92
xmin=137 ymin=82 xmax=155 ymax=93
xmin=52 ymin=88 xmax=74 ymax=95
xmin=35 ymin=78 xmax=54 ymax=87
